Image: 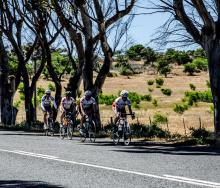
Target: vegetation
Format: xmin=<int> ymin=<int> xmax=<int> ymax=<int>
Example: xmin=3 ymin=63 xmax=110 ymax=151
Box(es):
xmin=173 ymin=103 xmax=189 ymax=114
xmin=155 ymin=78 xmax=164 ymax=86
xmin=161 ymin=88 xmax=172 ymax=96
xmin=153 ymin=113 xmax=168 ymax=125
xmin=189 ymin=84 xmax=196 ymax=91
xmin=147 ymin=80 xmax=154 ymax=85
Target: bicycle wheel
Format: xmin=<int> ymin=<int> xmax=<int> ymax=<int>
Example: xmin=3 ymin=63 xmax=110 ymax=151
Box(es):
xmin=67 ymin=126 xmax=73 ymax=140
xmin=113 ymin=132 xmax=120 ymax=145
xmin=123 ymin=129 xmax=131 ymax=146
xmin=80 ymin=132 xmax=86 ymax=142
xmin=45 ymin=129 xmax=48 ymax=136
xmin=60 ymin=127 xmax=65 ymax=139
xmin=89 ymin=123 xmax=96 ymax=143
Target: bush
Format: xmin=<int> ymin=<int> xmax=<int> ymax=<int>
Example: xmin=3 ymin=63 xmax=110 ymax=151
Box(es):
xmin=156 ymin=58 xmax=172 ymax=77
xmin=126 ymin=44 xmax=145 ymax=60
xmin=190 ymin=127 xmax=211 ymax=145
xmin=161 ymin=88 xmax=172 ymax=96
xmin=37 ymin=87 xmax=46 ymax=104
xmin=148 ymin=88 xmax=154 ymax=92
xmin=206 ymin=80 xmax=211 ymax=88
xmin=130 ymin=123 xmax=170 ymax=138
xmin=48 ymin=83 xmax=56 ymax=91
xmin=193 ymin=58 xmax=208 ymax=71
xmin=153 ymin=113 xmax=168 ymax=124
xmin=119 ymin=67 xmax=133 ymax=76
xmin=107 ymin=72 xmax=118 ymax=77
xmin=18 ymin=83 xmax=25 ymax=101
xmin=129 ymin=92 xmax=141 ymax=104
xmin=152 ymin=99 xmax=158 ymax=107
xmin=132 ymin=102 xmax=140 ymax=109
xmin=14 ymin=100 xmax=22 ymax=109
xmin=155 ymin=78 xmax=164 ymax=86
xmin=184 ymin=62 xmax=197 ymax=75
xmin=147 ymin=80 xmax=154 ymax=85
xmin=184 ymin=90 xmax=212 ymax=106
xmin=141 ymin=94 xmax=152 ymax=102
xmin=173 ymin=103 xmax=189 ymax=114
xmin=189 ymin=83 xmax=196 ymax=91
xmin=99 ymin=94 xmax=117 ymax=105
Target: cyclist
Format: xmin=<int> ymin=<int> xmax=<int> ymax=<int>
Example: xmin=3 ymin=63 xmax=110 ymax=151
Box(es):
xmin=60 ymin=91 xmax=77 ymax=126
xmin=112 ymin=90 xmax=135 ymax=125
xmin=79 ymin=90 xmax=97 ymax=133
xmin=41 ymin=89 xmax=57 ymax=129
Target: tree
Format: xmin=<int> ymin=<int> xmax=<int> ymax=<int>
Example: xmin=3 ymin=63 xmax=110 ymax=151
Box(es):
xmin=148 ymin=0 xmax=220 ymax=139
xmin=156 ymin=57 xmax=172 ymax=77
xmin=126 ymin=44 xmax=145 ymax=61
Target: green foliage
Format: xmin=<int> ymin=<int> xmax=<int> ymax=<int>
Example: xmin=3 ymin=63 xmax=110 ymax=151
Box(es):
xmin=173 ymin=103 xmax=189 ymax=114
xmin=141 ymin=94 xmax=152 ymax=102
xmin=210 ymin=104 xmax=214 ymax=114
xmin=189 ymin=83 xmax=196 ymax=91
xmin=130 ymin=123 xmax=170 ymax=138
xmin=14 ymin=100 xmax=22 ymax=109
xmin=190 ymin=127 xmax=211 ymax=145
xmin=99 ymin=94 xmax=117 ymax=105
xmin=48 ymin=83 xmax=56 ymax=91
xmin=184 ymin=90 xmax=212 ymax=106
xmin=152 ymin=99 xmax=158 ymax=107
xmin=193 ymin=48 xmax=206 ymax=58
xmin=148 ymin=88 xmax=154 ymax=92
xmin=206 ymin=80 xmax=211 ymax=88
xmin=155 ymin=77 xmax=164 ymax=86
xmin=132 ymin=102 xmax=140 ymax=109
xmin=153 ymin=113 xmax=168 ymax=124
xmin=183 ymin=62 xmax=197 ymax=75
xmin=156 ymin=57 xmax=172 ymax=77
xmin=193 ymin=58 xmax=208 ymax=71
xmin=161 ymin=88 xmax=172 ymax=96
xmin=147 ymin=80 xmax=154 ymax=85
xmin=141 ymin=47 xmax=157 ymax=64
xmin=126 ymin=44 xmax=145 ymax=60
xmin=18 ymin=83 xmax=25 ymax=101
xmin=37 ymin=87 xmax=46 ymax=104
xmin=119 ymin=67 xmax=133 ymax=76
xmin=129 ymin=92 xmax=141 ymax=104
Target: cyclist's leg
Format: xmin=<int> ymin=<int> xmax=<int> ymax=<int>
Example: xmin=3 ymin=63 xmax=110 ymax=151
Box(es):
xmin=60 ymin=110 xmax=65 ymax=126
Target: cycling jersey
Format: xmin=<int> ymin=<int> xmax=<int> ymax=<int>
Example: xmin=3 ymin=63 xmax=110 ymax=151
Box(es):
xmin=114 ymin=97 xmax=131 ymax=110
xmin=41 ymin=95 xmax=57 ymax=111
xmin=61 ymin=97 xmax=76 ymax=110
xmin=80 ymin=96 xmax=96 ymax=112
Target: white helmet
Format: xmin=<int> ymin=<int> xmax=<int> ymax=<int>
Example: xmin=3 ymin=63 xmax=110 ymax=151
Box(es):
xmin=85 ymin=90 xmax=92 ymax=97
xmin=45 ymin=89 xmax=51 ymax=94
xmin=120 ymin=90 xmax=129 ymax=97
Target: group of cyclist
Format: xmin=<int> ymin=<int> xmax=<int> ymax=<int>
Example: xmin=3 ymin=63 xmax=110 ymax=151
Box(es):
xmin=41 ymin=89 xmax=135 ymax=133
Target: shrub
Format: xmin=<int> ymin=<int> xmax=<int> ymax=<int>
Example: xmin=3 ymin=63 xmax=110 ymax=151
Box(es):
xmin=189 ymin=83 xmax=196 ymax=91
xmin=132 ymin=102 xmax=140 ymax=109
xmin=14 ymin=100 xmax=22 ymax=109
xmin=147 ymin=80 xmax=154 ymax=85
xmin=155 ymin=78 xmax=164 ymax=86
xmin=210 ymin=104 xmax=214 ymax=114
xmin=193 ymin=58 xmax=208 ymax=71
xmin=152 ymin=99 xmax=158 ymax=107
xmin=129 ymin=92 xmax=141 ymax=104
xmin=126 ymin=44 xmax=145 ymax=60
xmin=156 ymin=57 xmax=172 ymax=77
xmin=141 ymin=94 xmax=152 ymax=102
xmin=206 ymin=80 xmax=211 ymax=88
xmin=130 ymin=123 xmax=170 ymax=138
xmin=153 ymin=113 xmax=168 ymax=124
xmin=99 ymin=94 xmax=117 ymax=105
xmin=184 ymin=90 xmax=212 ymax=106
xmin=37 ymin=87 xmax=45 ymax=104
xmin=161 ymin=88 xmax=172 ymax=96
xmin=148 ymin=88 xmax=154 ymax=92
xmin=107 ymin=72 xmax=118 ymax=77
xmin=119 ymin=67 xmax=133 ymax=76
xmin=183 ymin=62 xmax=197 ymax=75
xmin=189 ymin=127 xmax=211 ymax=145
xmin=48 ymin=83 xmax=56 ymax=91
xmin=173 ymin=103 xmax=189 ymax=114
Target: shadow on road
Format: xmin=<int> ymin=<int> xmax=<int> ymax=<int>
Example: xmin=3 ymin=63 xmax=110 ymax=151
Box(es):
xmin=83 ymin=140 xmax=220 ymax=156
xmin=0 ymin=180 xmax=63 ymax=188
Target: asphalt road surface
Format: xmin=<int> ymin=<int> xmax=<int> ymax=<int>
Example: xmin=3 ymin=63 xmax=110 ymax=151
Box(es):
xmin=0 ymin=130 xmax=220 ymax=188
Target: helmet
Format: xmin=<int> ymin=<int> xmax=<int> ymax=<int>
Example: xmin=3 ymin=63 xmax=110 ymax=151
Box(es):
xmin=120 ymin=90 xmax=129 ymax=97
xmin=45 ymin=89 xmax=51 ymax=95
xmin=66 ymin=91 xmax=71 ymax=97
xmin=85 ymin=90 xmax=92 ymax=97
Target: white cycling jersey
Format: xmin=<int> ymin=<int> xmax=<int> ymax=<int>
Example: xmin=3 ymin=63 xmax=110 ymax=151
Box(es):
xmin=115 ymin=97 xmax=131 ymax=110
xmin=41 ymin=95 xmax=57 ymax=110
xmin=61 ymin=97 xmax=76 ymax=110
xmin=80 ymin=96 xmax=96 ymax=111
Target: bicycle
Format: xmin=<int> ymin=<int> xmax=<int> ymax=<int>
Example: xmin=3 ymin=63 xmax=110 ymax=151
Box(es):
xmin=112 ymin=113 xmax=134 ymax=146
xmin=80 ymin=114 xmax=96 ymax=143
xmin=60 ymin=111 xmax=75 ymax=140
xmin=44 ymin=111 xmax=54 ymax=136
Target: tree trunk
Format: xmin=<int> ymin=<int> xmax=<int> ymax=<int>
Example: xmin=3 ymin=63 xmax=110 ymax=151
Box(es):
xmin=207 ymin=41 xmax=220 ymax=140
xmin=0 ymin=34 xmax=17 ymax=126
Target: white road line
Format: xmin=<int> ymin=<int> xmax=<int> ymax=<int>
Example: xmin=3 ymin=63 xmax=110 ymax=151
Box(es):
xmin=163 ymin=175 xmax=220 ymax=186
xmin=0 ymin=148 xmax=220 ymax=188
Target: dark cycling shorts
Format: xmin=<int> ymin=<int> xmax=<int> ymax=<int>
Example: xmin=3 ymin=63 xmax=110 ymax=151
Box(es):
xmin=43 ymin=106 xmax=52 ymax=112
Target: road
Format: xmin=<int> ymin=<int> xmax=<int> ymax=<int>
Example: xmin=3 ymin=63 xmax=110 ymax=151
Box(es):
xmin=0 ymin=130 xmax=220 ymax=188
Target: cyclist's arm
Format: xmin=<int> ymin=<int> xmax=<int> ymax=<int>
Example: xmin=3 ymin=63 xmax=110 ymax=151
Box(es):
xmin=41 ymin=97 xmax=45 ymax=111
xmin=52 ymin=98 xmax=58 ymax=110
xmin=80 ymin=101 xmax=85 ymax=116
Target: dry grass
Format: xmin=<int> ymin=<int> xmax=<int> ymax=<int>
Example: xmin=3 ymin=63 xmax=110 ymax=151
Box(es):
xmin=14 ymin=66 xmax=213 ymax=135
